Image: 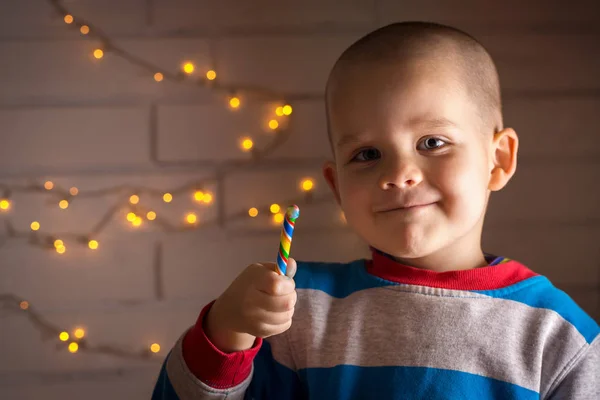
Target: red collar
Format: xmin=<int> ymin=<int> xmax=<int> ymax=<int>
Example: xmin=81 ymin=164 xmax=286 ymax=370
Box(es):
xmin=366 ymin=249 xmax=538 ymax=291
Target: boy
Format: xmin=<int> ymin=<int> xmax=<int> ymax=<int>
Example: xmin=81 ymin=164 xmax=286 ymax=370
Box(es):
xmin=153 ymin=22 xmax=599 ymax=399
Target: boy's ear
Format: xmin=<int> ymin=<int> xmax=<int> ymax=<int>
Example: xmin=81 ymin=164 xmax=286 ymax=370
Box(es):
xmin=322 ymin=161 xmax=342 ymax=206
xmin=488 ymin=127 xmax=519 ymax=191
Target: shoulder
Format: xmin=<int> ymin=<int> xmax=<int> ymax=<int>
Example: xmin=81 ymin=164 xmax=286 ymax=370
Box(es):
xmin=477 ymin=264 xmax=599 ymax=345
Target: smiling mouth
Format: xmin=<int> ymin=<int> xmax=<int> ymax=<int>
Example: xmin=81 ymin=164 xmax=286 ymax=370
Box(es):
xmin=377 ymin=203 xmax=436 ymax=213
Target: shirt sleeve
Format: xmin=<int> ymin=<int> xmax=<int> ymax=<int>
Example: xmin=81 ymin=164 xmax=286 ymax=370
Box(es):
xmin=546 ymin=335 xmax=600 ymax=399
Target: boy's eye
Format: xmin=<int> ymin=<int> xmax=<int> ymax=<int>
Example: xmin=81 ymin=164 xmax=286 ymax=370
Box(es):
xmin=351 ymin=148 xmax=381 ymax=162
xmin=418 ymin=137 xmax=447 ymax=150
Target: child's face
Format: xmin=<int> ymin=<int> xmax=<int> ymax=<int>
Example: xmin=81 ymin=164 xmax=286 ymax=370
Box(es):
xmin=324 ymin=60 xmax=495 ymax=261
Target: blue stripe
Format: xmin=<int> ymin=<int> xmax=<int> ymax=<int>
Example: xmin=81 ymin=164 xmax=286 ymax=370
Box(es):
xmin=297 ymin=365 xmax=538 ymax=400
xmin=284 ymin=219 xmax=294 ymax=237
xmin=474 ymin=276 xmax=600 ymax=344
xmin=152 ymin=355 xmax=180 ymax=400
xmin=295 ymin=260 xmax=390 ymax=298
xmin=276 ymin=253 xmax=287 ymax=275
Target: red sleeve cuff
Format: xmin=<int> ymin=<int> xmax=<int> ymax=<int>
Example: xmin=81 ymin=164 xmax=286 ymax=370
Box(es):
xmin=182 ymin=300 xmax=263 ymax=389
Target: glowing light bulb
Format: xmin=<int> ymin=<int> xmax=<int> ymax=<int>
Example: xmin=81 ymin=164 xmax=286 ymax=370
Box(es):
xmin=206 ymin=70 xmax=217 ymax=80
xmin=80 ymin=25 xmax=90 ymax=35
xmin=64 ymin=15 xmax=74 ymax=24
xmin=268 ymin=120 xmax=279 ymax=130
xmin=20 ymin=301 xmax=29 ymax=310
xmin=30 ymin=221 xmax=40 ymax=231
xmin=44 ymin=181 xmax=54 ymax=190
xmin=229 ymin=97 xmax=241 ymax=109
xmin=301 ymin=178 xmax=314 ymax=192
xmin=193 ymin=191 xmax=204 ymax=202
xmin=186 ymin=213 xmax=197 ymax=225
xmin=154 ymin=72 xmax=164 ymax=82
xmin=54 ymin=239 xmax=63 ymax=248
xmin=129 ymin=195 xmax=139 ymax=205
xmin=69 ymin=187 xmax=79 ymax=196
xmin=126 ymin=212 xmax=136 ymax=222
xmin=59 ymin=332 xmax=69 ymax=342
xmin=275 ymin=106 xmax=284 ymax=116
xmin=74 ymin=328 xmax=85 ymax=339
xmin=146 ymin=211 xmax=156 ymax=221
xmin=56 ymin=245 xmax=66 ymax=254
xmin=150 ymin=343 xmax=161 ymax=353
xmin=183 ymin=62 xmax=195 ymax=74
xmin=132 ymin=217 xmax=143 ymax=227
xmin=0 ymin=199 xmax=9 ymax=210
xmin=163 ymin=193 xmax=173 ymax=203
xmin=273 ymin=213 xmax=284 ymax=224
xmin=241 ymin=138 xmax=253 ymax=151
xmin=93 ymin=49 xmax=104 ymax=59
xmin=59 ymin=200 xmax=69 ymax=209
xmin=282 ymin=105 xmax=293 ymax=115
xmin=202 ymin=193 xmax=213 ymax=204
xmin=270 ymin=204 xmax=280 ymax=214
xmin=68 ymin=342 xmax=79 ymax=353
xmin=248 ymin=207 xmax=259 ymax=217
xmin=88 ymin=240 xmax=99 ymax=250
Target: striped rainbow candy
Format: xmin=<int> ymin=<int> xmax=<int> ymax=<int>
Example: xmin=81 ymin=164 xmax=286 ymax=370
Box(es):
xmin=276 ymin=205 xmax=300 ymax=276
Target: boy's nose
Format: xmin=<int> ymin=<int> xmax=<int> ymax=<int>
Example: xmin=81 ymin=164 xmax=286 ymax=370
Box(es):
xmin=378 ymin=158 xmax=424 ymax=190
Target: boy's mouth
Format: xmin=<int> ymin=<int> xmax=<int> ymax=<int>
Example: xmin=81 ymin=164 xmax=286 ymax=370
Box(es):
xmin=374 ymin=201 xmax=437 ymax=213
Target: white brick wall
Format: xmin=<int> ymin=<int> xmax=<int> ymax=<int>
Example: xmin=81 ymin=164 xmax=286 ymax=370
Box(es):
xmin=0 ymin=1 xmax=598 ymax=398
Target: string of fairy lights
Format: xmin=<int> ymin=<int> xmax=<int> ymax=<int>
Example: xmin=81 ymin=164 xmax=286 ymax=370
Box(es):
xmin=0 ymin=0 xmax=342 ymax=361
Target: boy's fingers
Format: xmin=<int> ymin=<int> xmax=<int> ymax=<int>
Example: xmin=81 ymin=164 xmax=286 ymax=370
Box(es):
xmin=255 ymin=267 xmax=295 ymax=296
xmin=286 ymin=258 xmax=297 ymax=279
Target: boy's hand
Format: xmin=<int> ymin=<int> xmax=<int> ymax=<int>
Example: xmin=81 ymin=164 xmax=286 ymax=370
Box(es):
xmin=204 ymin=258 xmax=298 ymax=353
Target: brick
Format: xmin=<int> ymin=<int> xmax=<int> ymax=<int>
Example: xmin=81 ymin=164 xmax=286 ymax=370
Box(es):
xmin=0 ymin=107 xmax=150 ymax=171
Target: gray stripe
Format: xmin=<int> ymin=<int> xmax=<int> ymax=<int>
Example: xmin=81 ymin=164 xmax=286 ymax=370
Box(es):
xmin=165 ymin=329 xmax=251 ymax=400
xmin=285 ymin=287 xmax=588 ymax=393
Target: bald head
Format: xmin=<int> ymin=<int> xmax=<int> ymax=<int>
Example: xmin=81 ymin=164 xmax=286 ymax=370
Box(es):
xmin=326 ymin=22 xmax=502 ymax=142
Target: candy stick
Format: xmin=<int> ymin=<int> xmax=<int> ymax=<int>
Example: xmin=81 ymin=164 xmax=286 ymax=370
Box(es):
xmin=276 ymin=205 xmax=300 ymax=276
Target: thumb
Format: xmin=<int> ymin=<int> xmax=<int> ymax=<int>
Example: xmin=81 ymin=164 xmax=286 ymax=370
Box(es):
xmin=286 ymin=258 xmax=297 ymax=279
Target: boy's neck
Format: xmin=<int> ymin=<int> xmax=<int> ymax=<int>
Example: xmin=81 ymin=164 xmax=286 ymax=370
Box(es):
xmin=381 ymin=232 xmax=488 ymax=272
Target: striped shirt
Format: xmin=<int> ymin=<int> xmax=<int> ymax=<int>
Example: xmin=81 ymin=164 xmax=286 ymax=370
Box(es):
xmin=153 ymin=250 xmax=600 ymax=399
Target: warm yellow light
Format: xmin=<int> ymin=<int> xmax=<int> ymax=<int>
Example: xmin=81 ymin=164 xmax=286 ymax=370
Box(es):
xmin=186 ymin=213 xmax=198 ymax=224
xmin=229 ymin=97 xmax=241 ymax=109
xmin=126 ymin=212 xmax=136 ymax=222
xmin=129 ymin=195 xmax=140 ymax=205
xmin=163 ymin=193 xmax=173 ymax=203
xmin=270 ymin=204 xmax=280 ymax=214
xmin=93 ymin=49 xmax=104 ymax=59
xmin=183 ymin=62 xmax=195 ymax=74
xmin=146 ymin=211 xmax=156 ymax=221
xmin=154 ymin=72 xmax=164 ymax=82
xmin=69 ymin=187 xmax=79 ymax=196
xmin=301 ymin=178 xmax=314 ymax=192
xmin=268 ymin=120 xmax=279 ymax=130
xmin=59 ymin=200 xmax=69 ymax=209
xmin=206 ymin=70 xmax=217 ymax=80
xmin=275 ymin=106 xmax=284 ymax=116
xmin=193 ymin=191 xmax=204 ymax=202
xmin=282 ymin=105 xmax=293 ymax=116
xmin=340 ymin=211 xmax=347 ymax=224
xmin=59 ymin=332 xmax=69 ymax=342
xmin=273 ymin=213 xmax=284 ymax=224
xmin=68 ymin=342 xmax=79 ymax=353
xmin=241 ymin=138 xmax=253 ymax=151
xmin=132 ymin=217 xmax=143 ymax=227
xmin=44 ymin=181 xmax=54 ymax=190
xmin=74 ymin=328 xmax=85 ymax=339
xmin=56 ymin=245 xmax=66 ymax=254
xmin=19 ymin=301 xmax=29 ymax=310
xmin=0 ymin=199 xmax=9 ymax=210
xmin=202 ymin=193 xmax=213 ymax=204
xmin=80 ymin=25 xmax=90 ymax=35
xmin=30 ymin=221 xmax=40 ymax=231
xmin=150 ymin=343 xmax=161 ymax=353
xmin=64 ymin=15 xmax=74 ymax=24
xmin=88 ymin=240 xmax=99 ymax=250
xmin=248 ymin=207 xmax=259 ymax=217
xmin=54 ymin=239 xmax=63 ymax=248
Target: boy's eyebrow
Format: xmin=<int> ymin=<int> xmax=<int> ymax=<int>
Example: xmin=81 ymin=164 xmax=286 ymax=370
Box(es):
xmin=336 ymin=133 xmax=365 ymax=149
